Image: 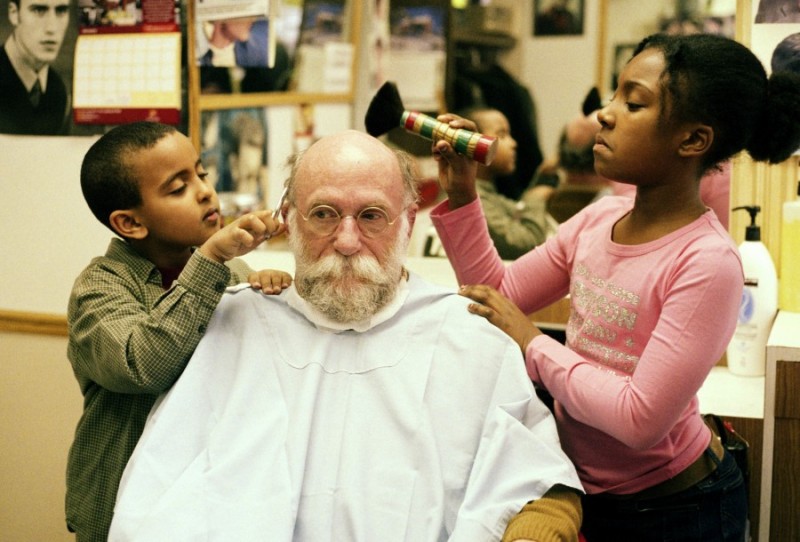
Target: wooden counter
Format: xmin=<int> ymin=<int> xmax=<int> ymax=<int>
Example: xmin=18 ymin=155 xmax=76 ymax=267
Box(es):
xmin=760 ymin=311 xmax=800 ymax=542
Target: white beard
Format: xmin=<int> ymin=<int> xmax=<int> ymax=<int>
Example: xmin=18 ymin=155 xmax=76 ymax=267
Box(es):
xmin=288 ymin=213 xmax=409 ymax=324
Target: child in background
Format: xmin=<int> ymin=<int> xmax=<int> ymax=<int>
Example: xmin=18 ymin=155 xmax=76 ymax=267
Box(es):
xmin=65 ymin=121 xmax=291 ymax=540
xmin=527 ymin=107 xmax=616 ymax=222
xmin=431 ymin=33 xmax=800 ymax=541
xmin=454 ymin=107 xmax=555 ymax=260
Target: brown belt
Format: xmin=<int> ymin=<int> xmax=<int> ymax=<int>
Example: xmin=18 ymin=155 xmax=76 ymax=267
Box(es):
xmin=626 ymin=434 xmax=725 ymax=501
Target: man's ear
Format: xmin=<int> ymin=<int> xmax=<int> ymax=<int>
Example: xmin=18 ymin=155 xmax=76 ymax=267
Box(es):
xmin=281 ymin=207 xmax=290 ymax=233
xmin=109 ymin=210 xmax=148 ymax=240
xmin=8 ymin=2 xmax=18 ymax=26
xmin=678 ymin=124 xmax=713 ymax=158
xmin=405 ymin=203 xmax=419 ymax=238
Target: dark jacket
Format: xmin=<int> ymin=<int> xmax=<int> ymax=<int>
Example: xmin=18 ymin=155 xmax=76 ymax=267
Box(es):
xmin=0 ymin=45 xmax=70 ymax=135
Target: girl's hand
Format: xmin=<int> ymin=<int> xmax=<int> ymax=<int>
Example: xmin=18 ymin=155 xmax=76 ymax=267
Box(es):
xmin=248 ymin=269 xmax=292 ymax=294
xmin=459 ymin=284 xmax=542 ymax=353
xmin=432 ymin=113 xmax=479 ymax=210
xmin=200 ymin=210 xmax=287 ymax=263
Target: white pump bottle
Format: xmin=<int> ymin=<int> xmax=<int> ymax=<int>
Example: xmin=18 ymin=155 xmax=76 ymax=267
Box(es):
xmin=726 ymin=206 xmax=778 ymax=376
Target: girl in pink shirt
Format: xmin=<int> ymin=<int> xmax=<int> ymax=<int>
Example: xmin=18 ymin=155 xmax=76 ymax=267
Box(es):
xmin=430 ymin=33 xmax=800 ymax=541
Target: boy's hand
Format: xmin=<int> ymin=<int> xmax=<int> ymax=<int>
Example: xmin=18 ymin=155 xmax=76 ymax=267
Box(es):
xmin=433 ymin=113 xmax=480 ymax=210
xmin=249 ymin=269 xmax=292 ymax=294
xmin=199 ymin=210 xmax=286 ymax=263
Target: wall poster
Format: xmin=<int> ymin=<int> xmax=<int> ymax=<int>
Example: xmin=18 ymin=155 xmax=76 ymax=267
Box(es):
xmin=71 ymin=0 xmax=182 ymax=126
xmin=533 ymin=0 xmax=584 ymax=37
xmin=0 ymin=0 xmax=85 ymax=135
xmin=751 ymin=0 xmax=800 ymax=155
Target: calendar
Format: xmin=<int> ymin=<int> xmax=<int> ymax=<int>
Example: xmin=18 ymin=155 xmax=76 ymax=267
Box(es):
xmin=72 ymin=32 xmax=182 ymax=125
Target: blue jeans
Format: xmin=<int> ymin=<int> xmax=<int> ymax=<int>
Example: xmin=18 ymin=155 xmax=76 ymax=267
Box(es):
xmin=581 ymin=450 xmax=748 ymax=542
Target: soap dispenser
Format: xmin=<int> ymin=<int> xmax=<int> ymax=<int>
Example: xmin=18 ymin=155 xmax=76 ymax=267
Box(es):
xmin=727 ymin=205 xmax=778 ymax=376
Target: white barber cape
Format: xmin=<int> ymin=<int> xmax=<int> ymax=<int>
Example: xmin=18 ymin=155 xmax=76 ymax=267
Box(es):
xmin=109 ymin=273 xmax=581 ymax=542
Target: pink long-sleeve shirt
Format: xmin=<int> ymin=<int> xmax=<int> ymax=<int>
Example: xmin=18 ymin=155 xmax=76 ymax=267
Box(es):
xmin=431 ymin=196 xmax=743 ymax=494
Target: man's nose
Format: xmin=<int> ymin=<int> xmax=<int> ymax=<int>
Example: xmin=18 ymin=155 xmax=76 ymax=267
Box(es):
xmin=43 ymin=10 xmax=61 ymax=31
xmin=332 ymin=216 xmax=362 ymax=256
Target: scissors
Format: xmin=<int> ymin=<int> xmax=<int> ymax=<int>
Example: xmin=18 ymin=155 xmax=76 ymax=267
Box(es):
xmin=265 ymin=186 xmax=288 ymax=240
xmin=272 ymin=186 xmax=288 ymax=220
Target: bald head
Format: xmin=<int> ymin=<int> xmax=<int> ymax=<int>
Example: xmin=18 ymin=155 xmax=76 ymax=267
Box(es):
xmin=558 ymin=110 xmax=601 ymax=173
xmin=285 ymin=130 xmax=419 ymax=209
xmin=306 ymin=129 xmax=395 ymax=159
xmin=564 ymin=110 xmax=601 ymax=148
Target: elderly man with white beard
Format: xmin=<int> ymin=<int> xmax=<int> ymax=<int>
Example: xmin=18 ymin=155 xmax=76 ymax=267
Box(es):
xmin=108 ymin=130 xmax=583 ymax=542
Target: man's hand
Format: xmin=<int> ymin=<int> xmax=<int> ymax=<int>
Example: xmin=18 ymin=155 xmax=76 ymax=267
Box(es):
xmin=199 ymin=210 xmax=286 ymax=263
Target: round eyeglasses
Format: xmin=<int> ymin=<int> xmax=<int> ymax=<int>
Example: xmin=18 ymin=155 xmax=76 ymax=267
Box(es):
xmin=297 ymin=204 xmax=404 ymax=238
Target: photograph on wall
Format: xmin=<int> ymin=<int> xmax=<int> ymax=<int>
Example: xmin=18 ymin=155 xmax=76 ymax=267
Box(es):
xmin=195 ymin=0 xmax=268 ymax=21
xmin=755 ymin=0 xmax=800 ymax=23
xmin=297 ymin=0 xmax=346 ymax=46
xmin=610 ymin=43 xmax=637 ymax=93
xmin=383 ymin=0 xmax=446 ymax=112
xmin=78 ymin=0 xmax=179 ymax=31
xmin=752 ymin=0 xmax=800 ymax=78
xmin=0 ymin=0 xmax=181 ymax=135
xmin=195 ymin=14 xmax=271 ymax=68
xmin=197 ymin=0 xmax=304 ymax=94
xmin=751 ymin=0 xmax=800 ymax=153
xmin=389 ymin=0 xmax=445 ymax=52
xmin=291 ymin=0 xmax=353 ymax=93
xmin=201 ymin=107 xmax=268 ymax=223
xmin=533 ymin=0 xmax=584 ymax=37
xmin=0 ymin=0 xmax=96 ymax=135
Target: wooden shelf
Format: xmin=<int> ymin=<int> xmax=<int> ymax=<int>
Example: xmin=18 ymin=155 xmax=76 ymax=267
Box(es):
xmin=450 ymin=29 xmax=516 ymax=50
xmin=198 ymin=92 xmax=353 ymax=111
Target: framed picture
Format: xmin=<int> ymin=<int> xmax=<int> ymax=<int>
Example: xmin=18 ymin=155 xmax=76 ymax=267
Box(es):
xmin=610 ymin=43 xmax=637 ymax=92
xmin=755 ymin=0 xmax=800 ymax=24
xmin=0 ymin=0 xmax=106 ymax=135
xmin=200 ymin=107 xmax=269 ymax=219
xmin=533 ymin=0 xmax=584 ymax=37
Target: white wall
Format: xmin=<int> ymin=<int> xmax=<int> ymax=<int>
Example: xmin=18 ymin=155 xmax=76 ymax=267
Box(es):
xmin=515 ymin=1 xmax=601 ymax=160
xmin=0 ymin=134 xmax=109 ymax=314
xmin=0 ymin=331 xmax=81 ymax=541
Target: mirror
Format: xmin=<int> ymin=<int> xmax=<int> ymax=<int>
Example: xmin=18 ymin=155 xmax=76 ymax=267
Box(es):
xmin=600 ymin=0 xmax=736 ymax=97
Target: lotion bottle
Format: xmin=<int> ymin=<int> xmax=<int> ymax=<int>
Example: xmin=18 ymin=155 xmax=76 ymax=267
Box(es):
xmin=779 ymin=181 xmax=800 ymax=312
xmin=727 ymin=206 xmax=778 ymax=376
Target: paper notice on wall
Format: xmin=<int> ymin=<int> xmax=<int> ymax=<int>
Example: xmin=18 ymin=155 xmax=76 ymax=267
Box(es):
xmin=322 ymin=42 xmax=354 ymax=93
xmin=293 ymin=41 xmax=353 ymax=93
xmin=385 ymin=2 xmax=446 ymax=111
xmin=384 ymin=50 xmax=444 ymax=112
xmin=196 ymin=0 xmax=270 ymax=22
